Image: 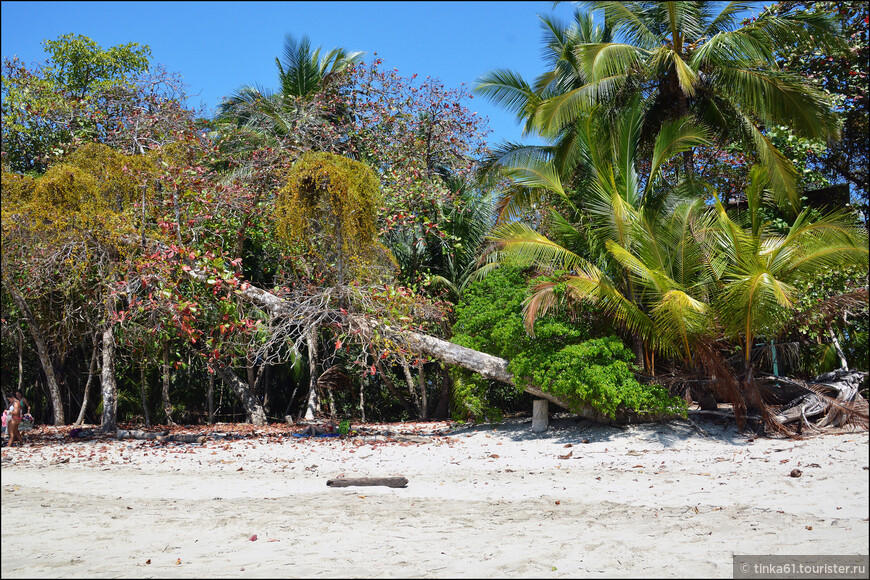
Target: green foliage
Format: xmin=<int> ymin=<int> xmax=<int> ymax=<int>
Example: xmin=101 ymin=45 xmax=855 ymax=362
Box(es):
xmin=451 ymin=266 xmax=685 ymax=419
xmin=511 ymin=336 xmax=682 ymax=418
xmin=2 ymin=34 xmax=153 ymax=173
xmin=792 ymin=265 xmax=869 ymax=374
xmin=42 ymin=33 xmax=151 ymax=97
xmin=274 ymin=151 xmax=394 ymax=282
xmin=764 ymin=1 xmax=869 ymax=222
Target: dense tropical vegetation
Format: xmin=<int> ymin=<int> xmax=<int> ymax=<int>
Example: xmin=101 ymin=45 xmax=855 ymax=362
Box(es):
xmin=2 ymin=2 xmax=867 ymax=436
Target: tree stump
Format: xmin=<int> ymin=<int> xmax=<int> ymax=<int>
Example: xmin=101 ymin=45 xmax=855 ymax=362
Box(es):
xmin=532 ymin=399 xmax=548 ymax=433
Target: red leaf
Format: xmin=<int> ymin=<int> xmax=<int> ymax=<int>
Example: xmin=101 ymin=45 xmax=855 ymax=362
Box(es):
xmin=335 ymin=339 xmax=343 ymax=350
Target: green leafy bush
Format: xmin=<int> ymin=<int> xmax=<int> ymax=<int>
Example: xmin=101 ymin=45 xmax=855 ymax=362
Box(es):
xmin=451 ymin=266 xmax=685 ymax=419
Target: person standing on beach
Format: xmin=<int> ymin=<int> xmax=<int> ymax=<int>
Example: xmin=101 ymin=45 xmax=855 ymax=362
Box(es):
xmin=15 ymin=391 xmax=30 ymax=418
xmin=6 ymin=394 xmax=23 ymax=447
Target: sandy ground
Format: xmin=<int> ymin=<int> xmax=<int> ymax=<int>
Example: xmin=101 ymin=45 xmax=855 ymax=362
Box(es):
xmin=1 ymin=414 xmax=868 ymax=578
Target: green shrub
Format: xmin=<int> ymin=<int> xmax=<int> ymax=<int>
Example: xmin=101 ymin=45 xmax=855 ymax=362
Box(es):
xmin=451 ymin=266 xmax=685 ymax=419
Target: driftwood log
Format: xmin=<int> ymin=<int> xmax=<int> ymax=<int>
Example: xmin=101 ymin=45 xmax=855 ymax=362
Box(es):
xmin=326 ymin=477 xmax=409 ymax=488
xmin=765 ymin=370 xmax=868 ymax=428
xmin=116 ymin=429 xmax=207 ymax=443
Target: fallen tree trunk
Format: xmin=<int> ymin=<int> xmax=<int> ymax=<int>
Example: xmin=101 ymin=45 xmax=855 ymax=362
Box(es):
xmin=400 ymin=328 xmax=677 ymax=424
xmin=327 ymin=477 xmax=408 ymax=488
xmin=175 ymin=250 xmax=677 ymax=425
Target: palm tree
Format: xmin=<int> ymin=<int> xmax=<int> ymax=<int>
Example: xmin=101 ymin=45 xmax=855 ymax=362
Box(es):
xmin=217 ymin=34 xmax=363 ymax=149
xmin=488 ymin=96 xmax=713 ymax=365
xmin=534 ymin=1 xmax=843 ymax=213
xmin=488 ymin=100 xmax=868 ymax=427
xmin=474 ymin=9 xmax=611 ymax=222
xmin=710 ymin=167 xmax=868 ymax=375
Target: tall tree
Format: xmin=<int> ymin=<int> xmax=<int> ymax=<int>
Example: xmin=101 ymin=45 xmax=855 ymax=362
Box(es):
xmin=487 ymin=1 xmax=843 ymax=214
xmin=487 ymin=100 xmax=868 ymax=427
xmin=1 ymin=34 xmax=157 ymax=173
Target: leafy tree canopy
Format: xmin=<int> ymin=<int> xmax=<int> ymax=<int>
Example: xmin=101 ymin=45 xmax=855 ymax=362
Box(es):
xmin=41 ymin=33 xmax=151 ymax=98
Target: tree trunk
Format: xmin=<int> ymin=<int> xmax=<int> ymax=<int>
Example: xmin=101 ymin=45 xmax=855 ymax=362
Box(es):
xmin=7 ymin=285 xmax=65 ymax=425
xmin=246 ymin=355 xmax=257 ymax=423
xmin=208 ymin=361 xmax=267 ymax=426
xmin=74 ymin=334 xmax=100 ymax=426
xmin=17 ymin=328 xmax=24 ymax=396
xmin=418 ymin=361 xmax=428 ymax=420
xmin=432 ymin=364 xmax=452 ymax=420
xmin=375 ymin=360 xmax=413 ymax=414
xmin=399 ymin=356 xmax=422 ymax=418
xmin=398 ymin=327 xmax=677 ymax=424
xmin=359 ymin=376 xmax=366 ymax=423
xmin=826 ymin=322 xmax=849 ymax=371
xmin=304 ymin=326 xmax=320 ymax=420
xmin=101 ymin=323 xmax=118 ymax=433
xmin=262 ymin=364 xmax=272 ymax=417
xmin=326 ymin=384 xmax=337 ymax=420
xmin=207 ymin=371 xmax=215 ymax=425
xmin=631 ymin=335 xmax=645 ymax=371
xmin=162 ymin=342 xmax=175 ymax=425
xmin=139 ymin=363 xmax=151 ymax=426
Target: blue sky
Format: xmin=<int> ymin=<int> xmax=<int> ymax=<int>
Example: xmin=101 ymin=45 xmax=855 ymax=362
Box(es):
xmin=0 ymin=0 xmax=593 ymax=147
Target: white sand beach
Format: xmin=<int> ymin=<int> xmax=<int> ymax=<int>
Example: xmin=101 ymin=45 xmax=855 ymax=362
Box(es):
xmin=2 ymin=415 xmax=868 ymax=578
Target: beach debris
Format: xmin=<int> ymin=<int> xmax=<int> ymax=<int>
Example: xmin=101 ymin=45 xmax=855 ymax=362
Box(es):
xmin=558 ymin=451 xmax=573 ymax=460
xmin=249 ymin=535 xmax=258 ymax=542
xmin=789 ymin=469 xmax=802 ymax=478
xmin=145 ymin=559 xmax=151 ymax=565
xmin=116 ymin=429 xmax=206 ymax=444
xmin=69 ymin=428 xmax=95 ymax=439
xmin=326 ymin=476 xmax=409 ymax=488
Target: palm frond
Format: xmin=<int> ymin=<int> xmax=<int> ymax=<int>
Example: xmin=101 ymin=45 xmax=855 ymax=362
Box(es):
xmin=473 ymin=69 xmax=539 ymax=130
xmin=645 ymin=117 xmax=711 ymax=196
xmin=488 ymin=222 xmax=586 ymax=273
xmin=578 ymin=42 xmax=648 ymax=85
xmin=734 ymin=112 xmax=800 ymax=214
xmin=583 ymin=1 xmax=661 ymax=50
xmin=714 ymin=67 xmax=839 ymax=142
xmin=703 ymin=2 xmax=758 ymax=37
